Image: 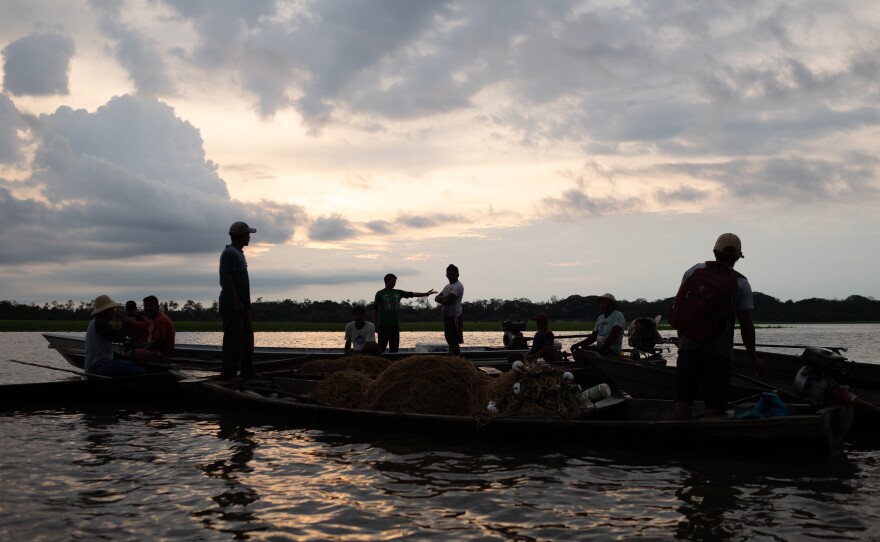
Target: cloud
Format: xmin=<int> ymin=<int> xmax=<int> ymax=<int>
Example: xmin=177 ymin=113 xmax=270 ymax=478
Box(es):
xmin=0 ymin=93 xmax=26 ymax=163
xmin=0 ymin=94 xmax=303 ymax=264
xmin=396 ymin=213 xmax=468 ymax=229
xmin=309 ymin=214 xmax=360 ymax=241
xmin=93 ymin=2 xmax=173 ymax=96
xmin=2 ymin=32 xmax=75 ymax=96
xmin=540 ymin=187 xmax=640 ymax=218
xmin=365 ymin=220 xmax=394 ymax=235
xmin=663 ymin=156 xmax=878 ymax=203
xmin=653 ymin=185 xmax=709 ymax=204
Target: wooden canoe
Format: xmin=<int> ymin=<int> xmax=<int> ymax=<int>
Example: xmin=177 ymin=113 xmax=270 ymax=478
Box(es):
xmin=578 ymin=349 xmax=880 ymax=406
xmin=172 ymin=370 xmax=846 ymax=457
xmin=0 ymin=372 xmax=184 ymax=410
xmin=42 ymin=332 xmax=529 ymax=369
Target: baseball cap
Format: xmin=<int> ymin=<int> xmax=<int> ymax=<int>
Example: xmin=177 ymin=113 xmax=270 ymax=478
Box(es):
xmin=714 ymin=233 xmax=744 ymax=258
xmin=229 ymin=221 xmax=257 ymax=235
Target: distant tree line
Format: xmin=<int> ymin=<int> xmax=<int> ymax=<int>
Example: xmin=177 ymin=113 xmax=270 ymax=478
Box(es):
xmin=1 ymin=293 xmax=878 ymax=323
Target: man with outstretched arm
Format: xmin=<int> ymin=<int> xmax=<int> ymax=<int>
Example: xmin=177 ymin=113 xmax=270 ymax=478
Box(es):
xmin=373 ymin=273 xmax=436 ymax=353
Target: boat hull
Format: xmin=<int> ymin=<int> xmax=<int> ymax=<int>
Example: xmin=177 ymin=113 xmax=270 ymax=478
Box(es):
xmin=174 ymin=370 xmax=844 ymax=456
xmin=0 ymin=373 xmax=184 ymax=410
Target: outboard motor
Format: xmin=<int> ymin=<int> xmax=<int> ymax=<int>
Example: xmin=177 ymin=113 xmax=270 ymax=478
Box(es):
xmin=501 ymin=320 xmax=527 ymax=350
xmin=627 ymin=317 xmax=663 ymax=361
xmin=793 ymin=347 xmax=849 ymax=406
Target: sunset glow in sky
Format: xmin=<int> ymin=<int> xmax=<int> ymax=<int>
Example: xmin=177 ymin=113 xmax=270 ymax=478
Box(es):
xmin=1 ymin=1 xmax=878 ymax=308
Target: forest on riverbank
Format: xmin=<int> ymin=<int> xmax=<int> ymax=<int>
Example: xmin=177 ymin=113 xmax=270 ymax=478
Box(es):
xmin=2 ymin=293 xmax=878 ymax=325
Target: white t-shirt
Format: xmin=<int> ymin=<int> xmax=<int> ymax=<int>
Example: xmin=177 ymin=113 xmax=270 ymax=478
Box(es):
xmin=595 ymin=310 xmax=626 ymax=354
xmin=439 ymin=280 xmax=464 ymax=317
xmin=344 ymin=321 xmax=376 ymax=351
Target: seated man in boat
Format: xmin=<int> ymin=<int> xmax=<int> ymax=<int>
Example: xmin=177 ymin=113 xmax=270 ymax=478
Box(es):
xmin=120 ymin=300 xmax=149 ymax=350
xmin=85 ymin=295 xmax=146 ymax=377
xmin=127 ymin=295 xmax=176 ymax=364
xmin=344 ymin=305 xmax=378 ymax=355
xmin=570 ymin=293 xmax=626 ymax=357
xmin=526 ymin=312 xmax=556 ymax=362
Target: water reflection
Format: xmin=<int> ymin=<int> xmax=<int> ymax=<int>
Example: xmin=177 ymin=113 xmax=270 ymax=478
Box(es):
xmin=194 ymin=415 xmax=264 ymax=538
xmin=673 ymin=455 xmax=862 ymax=541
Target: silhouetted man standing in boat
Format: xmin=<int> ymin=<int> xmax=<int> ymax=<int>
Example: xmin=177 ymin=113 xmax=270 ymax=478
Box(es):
xmin=435 ymin=264 xmax=464 ymax=356
xmin=373 ymin=273 xmax=436 ymax=353
xmin=219 ymin=221 xmax=257 ymax=380
xmin=671 ymin=233 xmax=765 ymax=420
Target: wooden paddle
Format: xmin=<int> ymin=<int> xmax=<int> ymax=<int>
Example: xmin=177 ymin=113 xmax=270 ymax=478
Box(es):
xmin=7 ymin=358 xmax=111 ymax=379
xmin=734 ymin=342 xmax=848 ymax=352
xmin=729 ymin=370 xmax=801 ymax=402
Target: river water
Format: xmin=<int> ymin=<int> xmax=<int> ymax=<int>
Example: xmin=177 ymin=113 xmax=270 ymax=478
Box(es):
xmin=2 ymin=326 xmax=880 ymax=540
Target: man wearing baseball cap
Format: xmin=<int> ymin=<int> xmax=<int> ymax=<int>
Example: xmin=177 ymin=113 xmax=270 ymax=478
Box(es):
xmin=219 ymin=221 xmax=257 ymax=379
xmin=672 ymin=233 xmax=764 ymax=420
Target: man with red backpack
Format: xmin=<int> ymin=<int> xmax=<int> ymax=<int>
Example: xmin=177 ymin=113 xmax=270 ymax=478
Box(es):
xmin=670 ymin=233 xmax=765 ymax=420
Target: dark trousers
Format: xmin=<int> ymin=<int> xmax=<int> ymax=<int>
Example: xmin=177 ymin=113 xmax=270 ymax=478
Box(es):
xmin=221 ymin=310 xmax=255 ymax=378
xmin=675 ymin=348 xmax=732 ymax=412
xmin=88 ymin=359 xmax=146 ymax=377
xmin=377 ymin=324 xmax=400 ymax=353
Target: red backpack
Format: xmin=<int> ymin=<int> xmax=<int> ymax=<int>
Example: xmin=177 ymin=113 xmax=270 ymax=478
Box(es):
xmin=667 ymin=261 xmax=742 ymax=343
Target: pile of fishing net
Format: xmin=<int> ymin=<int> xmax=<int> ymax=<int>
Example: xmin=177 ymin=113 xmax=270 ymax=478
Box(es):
xmin=299 ymin=354 xmax=390 ymax=378
xmin=483 ymin=360 xmax=587 ymax=420
xmin=311 ymin=369 xmax=375 ymax=409
xmin=311 ymin=355 xmax=491 ymax=414
xmin=310 ymin=356 xmax=607 ymax=420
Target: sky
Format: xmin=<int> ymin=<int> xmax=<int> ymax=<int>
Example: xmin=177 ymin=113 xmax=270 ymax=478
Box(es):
xmin=1 ymin=0 xmax=878 ymax=310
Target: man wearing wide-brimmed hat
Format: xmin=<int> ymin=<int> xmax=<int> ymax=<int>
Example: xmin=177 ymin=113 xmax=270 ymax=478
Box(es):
xmin=219 ymin=221 xmax=257 ymax=379
xmin=570 ymin=293 xmax=626 ymax=356
xmin=84 ymin=294 xmax=146 ymax=376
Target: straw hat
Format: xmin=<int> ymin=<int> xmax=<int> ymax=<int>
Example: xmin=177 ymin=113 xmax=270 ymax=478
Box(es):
xmin=92 ymin=294 xmax=123 ymax=316
xmin=597 ymin=293 xmax=617 ymax=305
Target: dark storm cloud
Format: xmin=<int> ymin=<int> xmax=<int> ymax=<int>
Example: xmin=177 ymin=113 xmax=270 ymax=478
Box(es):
xmin=365 ymin=220 xmax=394 ymax=235
xmin=0 ymin=94 xmax=303 ymax=264
xmin=145 ymin=0 xmax=880 ymax=171
xmin=309 ymin=215 xmax=360 ymax=241
xmin=663 ymin=156 xmax=878 ymax=202
xmin=2 ymin=32 xmax=75 ymax=96
xmin=0 ymin=93 xmax=25 ymax=163
xmin=540 ymin=187 xmax=640 ymax=219
xmin=396 ymin=213 xmax=467 ymax=229
xmin=93 ymin=1 xmax=173 ymax=95
xmin=653 ymin=186 xmax=709 ymax=205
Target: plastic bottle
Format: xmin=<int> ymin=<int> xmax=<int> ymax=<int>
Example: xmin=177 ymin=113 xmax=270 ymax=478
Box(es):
xmin=584 ymin=383 xmax=611 ymax=402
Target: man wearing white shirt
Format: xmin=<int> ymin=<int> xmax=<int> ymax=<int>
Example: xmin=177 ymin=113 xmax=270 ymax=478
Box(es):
xmin=435 ymin=264 xmax=464 ymax=356
xmin=344 ymin=305 xmax=377 ymax=355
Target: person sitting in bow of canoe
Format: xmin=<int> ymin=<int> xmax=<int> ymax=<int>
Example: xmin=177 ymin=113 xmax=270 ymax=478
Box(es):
xmin=126 ymin=295 xmax=176 ymax=364
xmin=120 ymin=299 xmax=149 ymax=350
xmin=526 ymin=312 xmax=556 ymax=362
xmin=85 ymin=295 xmax=146 ymax=377
xmin=570 ymin=293 xmax=626 ymax=357
xmin=344 ymin=305 xmax=377 ymax=355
